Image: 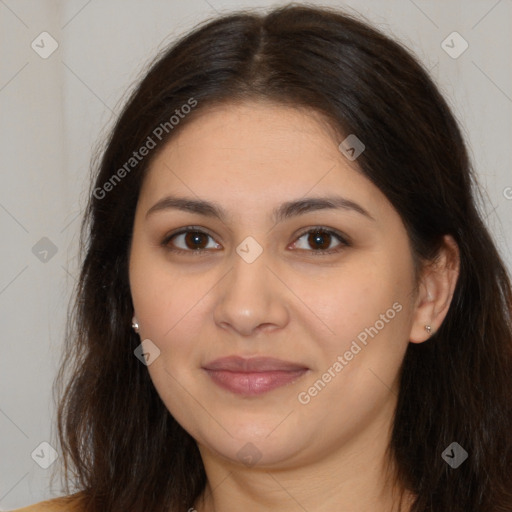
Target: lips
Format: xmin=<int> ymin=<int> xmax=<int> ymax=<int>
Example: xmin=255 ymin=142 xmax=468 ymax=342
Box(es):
xmin=202 ymin=356 xmax=308 ymax=372
xmin=202 ymin=356 xmax=309 ymax=396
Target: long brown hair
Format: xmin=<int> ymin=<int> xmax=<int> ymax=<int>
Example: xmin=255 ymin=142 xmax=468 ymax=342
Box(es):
xmin=55 ymin=4 xmax=512 ymax=511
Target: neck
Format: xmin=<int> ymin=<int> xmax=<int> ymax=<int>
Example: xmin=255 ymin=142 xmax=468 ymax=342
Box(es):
xmin=192 ymin=400 xmax=415 ymax=512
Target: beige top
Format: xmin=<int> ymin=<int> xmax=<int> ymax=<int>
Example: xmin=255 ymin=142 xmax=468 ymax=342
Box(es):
xmin=10 ymin=494 xmax=83 ymax=512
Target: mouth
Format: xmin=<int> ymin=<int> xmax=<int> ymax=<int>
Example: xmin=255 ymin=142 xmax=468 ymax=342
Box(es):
xmin=202 ymin=356 xmax=309 ymax=396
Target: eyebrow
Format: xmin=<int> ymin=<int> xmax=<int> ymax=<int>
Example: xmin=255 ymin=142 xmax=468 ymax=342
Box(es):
xmin=145 ymin=194 xmax=375 ymax=223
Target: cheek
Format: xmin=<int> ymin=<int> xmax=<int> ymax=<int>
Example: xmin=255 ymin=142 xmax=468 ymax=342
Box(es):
xmin=129 ymin=255 xmax=210 ymax=425
xmin=309 ymin=254 xmax=414 ymax=377
xmin=131 ymin=269 xmax=208 ymax=353
xmin=311 ymin=263 xmax=395 ymax=338
xmin=129 ymin=239 xmax=204 ymax=337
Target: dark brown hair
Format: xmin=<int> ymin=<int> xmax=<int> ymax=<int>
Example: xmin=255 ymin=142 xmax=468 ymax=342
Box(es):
xmin=55 ymin=4 xmax=512 ymax=511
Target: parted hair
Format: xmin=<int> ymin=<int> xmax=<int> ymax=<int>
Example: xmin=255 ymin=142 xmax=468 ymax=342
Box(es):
xmin=55 ymin=4 xmax=512 ymax=511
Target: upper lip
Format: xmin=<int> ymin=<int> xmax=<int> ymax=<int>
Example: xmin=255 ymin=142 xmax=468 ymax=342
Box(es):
xmin=202 ymin=356 xmax=308 ymax=372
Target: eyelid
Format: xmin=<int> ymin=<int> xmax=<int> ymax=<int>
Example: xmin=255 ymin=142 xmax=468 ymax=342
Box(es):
xmin=161 ymin=226 xmax=221 ymax=255
xmin=161 ymin=225 xmax=350 ymax=255
xmin=291 ymin=226 xmax=350 ymax=254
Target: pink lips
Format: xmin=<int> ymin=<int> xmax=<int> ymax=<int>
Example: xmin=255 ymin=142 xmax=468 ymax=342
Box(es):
xmin=202 ymin=356 xmax=309 ymax=396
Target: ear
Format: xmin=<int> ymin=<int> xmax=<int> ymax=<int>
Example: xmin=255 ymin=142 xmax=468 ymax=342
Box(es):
xmin=409 ymin=235 xmax=460 ymax=343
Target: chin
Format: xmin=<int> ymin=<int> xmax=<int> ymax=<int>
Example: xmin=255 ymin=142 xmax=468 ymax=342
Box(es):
xmin=198 ymin=426 xmax=309 ymax=469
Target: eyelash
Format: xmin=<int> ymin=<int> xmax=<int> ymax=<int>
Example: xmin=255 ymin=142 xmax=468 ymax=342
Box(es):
xmin=161 ymin=226 xmax=350 ymax=257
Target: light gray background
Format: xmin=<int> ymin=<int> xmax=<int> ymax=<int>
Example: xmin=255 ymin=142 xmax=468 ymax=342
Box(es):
xmin=1 ymin=0 xmax=511 ymax=509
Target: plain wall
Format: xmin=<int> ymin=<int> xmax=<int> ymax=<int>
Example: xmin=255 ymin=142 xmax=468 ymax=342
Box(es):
xmin=1 ymin=0 xmax=511 ymax=508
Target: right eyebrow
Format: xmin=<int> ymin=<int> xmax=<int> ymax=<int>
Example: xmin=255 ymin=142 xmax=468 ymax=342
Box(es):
xmin=145 ymin=194 xmax=375 ymax=223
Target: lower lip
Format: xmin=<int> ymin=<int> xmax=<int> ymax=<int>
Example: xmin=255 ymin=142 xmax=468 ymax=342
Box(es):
xmin=203 ymin=369 xmax=308 ymax=396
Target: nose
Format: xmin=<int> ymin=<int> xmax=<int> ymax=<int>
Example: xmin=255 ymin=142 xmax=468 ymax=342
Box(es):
xmin=213 ymin=250 xmax=290 ymax=337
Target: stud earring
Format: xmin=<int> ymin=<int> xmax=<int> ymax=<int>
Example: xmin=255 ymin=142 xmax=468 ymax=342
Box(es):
xmin=132 ymin=316 xmax=139 ymax=333
xmin=424 ymin=324 xmax=432 ymax=335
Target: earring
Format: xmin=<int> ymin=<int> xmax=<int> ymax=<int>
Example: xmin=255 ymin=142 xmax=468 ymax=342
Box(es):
xmin=424 ymin=324 xmax=432 ymax=335
xmin=132 ymin=316 xmax=139 ymax=333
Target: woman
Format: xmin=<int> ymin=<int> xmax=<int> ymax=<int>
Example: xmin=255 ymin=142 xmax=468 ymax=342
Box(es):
xmin=15 ymin=4 xmax=512 ymax=512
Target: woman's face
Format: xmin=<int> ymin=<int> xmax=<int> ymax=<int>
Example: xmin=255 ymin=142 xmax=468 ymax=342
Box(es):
xmin=129 ymin=101 xmax=419 ymax=470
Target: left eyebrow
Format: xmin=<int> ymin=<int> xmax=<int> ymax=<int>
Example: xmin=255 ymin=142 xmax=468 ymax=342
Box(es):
xmin=145 ymin=194 xmax=375 ymax=223
xmin=274 ymin=196 xmax=375 ymax=223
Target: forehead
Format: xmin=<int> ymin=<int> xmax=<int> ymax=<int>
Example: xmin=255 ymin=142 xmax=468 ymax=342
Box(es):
xmin=138 ymin=101 xmax=388 ymax=218
xmin=153 ymin=101 xmax=341 ymax=168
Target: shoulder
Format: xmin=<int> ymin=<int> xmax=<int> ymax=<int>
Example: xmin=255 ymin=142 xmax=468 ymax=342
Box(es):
xmin=9 ymin=493 xmax=84 ymax=512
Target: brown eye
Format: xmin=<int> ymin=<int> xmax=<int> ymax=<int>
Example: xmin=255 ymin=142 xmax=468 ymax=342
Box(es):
xmin=307 ymin=230 xmax=333 ymax=250
xmin=292 ymin=228 xmax=349 ymax=255
xmin=182 ymin=231 xmax=210 ymax=250
xmin=163 ymin=229 xmax=221 ymax=254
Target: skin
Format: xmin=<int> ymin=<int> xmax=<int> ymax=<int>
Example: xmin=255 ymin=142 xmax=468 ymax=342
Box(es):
xmin=128 ymin=100 xmax=459 ymax=512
